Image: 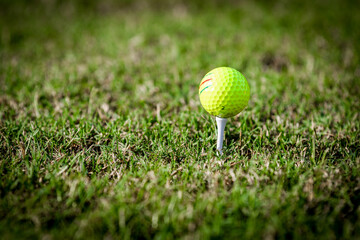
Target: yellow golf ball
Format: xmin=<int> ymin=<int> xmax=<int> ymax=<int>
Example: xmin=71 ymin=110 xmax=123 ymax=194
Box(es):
xmin=199 ymin=67 xmax=250 ymax=118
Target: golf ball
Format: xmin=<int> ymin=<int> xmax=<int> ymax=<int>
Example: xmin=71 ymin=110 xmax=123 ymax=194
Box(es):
xmin=199 ymin=67 xmax=250 ymax=118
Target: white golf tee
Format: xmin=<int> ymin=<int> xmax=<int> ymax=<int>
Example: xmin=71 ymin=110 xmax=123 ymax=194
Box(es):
xmin=216 ymin=117 xmax=228 ymax=155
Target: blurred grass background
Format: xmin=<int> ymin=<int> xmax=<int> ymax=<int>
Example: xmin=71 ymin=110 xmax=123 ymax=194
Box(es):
xmin=0 ymin=0 xmax=359 ymax=239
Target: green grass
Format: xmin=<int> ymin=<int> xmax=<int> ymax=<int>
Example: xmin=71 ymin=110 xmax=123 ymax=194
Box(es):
xmin=1 ymin=0 xmax=359 ymax=239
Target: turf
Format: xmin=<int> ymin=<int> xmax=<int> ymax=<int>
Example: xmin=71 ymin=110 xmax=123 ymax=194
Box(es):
xmin=0 ymin=0 xmax=359 ymax=239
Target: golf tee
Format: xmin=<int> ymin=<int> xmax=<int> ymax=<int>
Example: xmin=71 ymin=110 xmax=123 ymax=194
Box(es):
xmin=216 ymin=117 xmax=228 ymax=155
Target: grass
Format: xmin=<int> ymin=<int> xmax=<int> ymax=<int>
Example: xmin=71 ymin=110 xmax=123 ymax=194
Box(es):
xmin=0 ymin=0 xmax=359 ymax=239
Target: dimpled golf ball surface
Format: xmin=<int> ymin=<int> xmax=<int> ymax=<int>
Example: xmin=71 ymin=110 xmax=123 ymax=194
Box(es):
xmin=199 ymin=67 xmax=250 ymax=118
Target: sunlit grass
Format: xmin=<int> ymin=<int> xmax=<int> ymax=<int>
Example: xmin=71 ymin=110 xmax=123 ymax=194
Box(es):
xmin=0 ymin=0 xmax=359 ymax=239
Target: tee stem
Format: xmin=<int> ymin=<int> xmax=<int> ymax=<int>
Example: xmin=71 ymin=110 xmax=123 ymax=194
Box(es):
xmin=216 ymin=117 xmax=228 ymax=155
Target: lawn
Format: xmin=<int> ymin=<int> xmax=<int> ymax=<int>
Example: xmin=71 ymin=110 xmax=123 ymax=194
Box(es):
xmin=0 ymin=0 xmax=359 ymax=239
